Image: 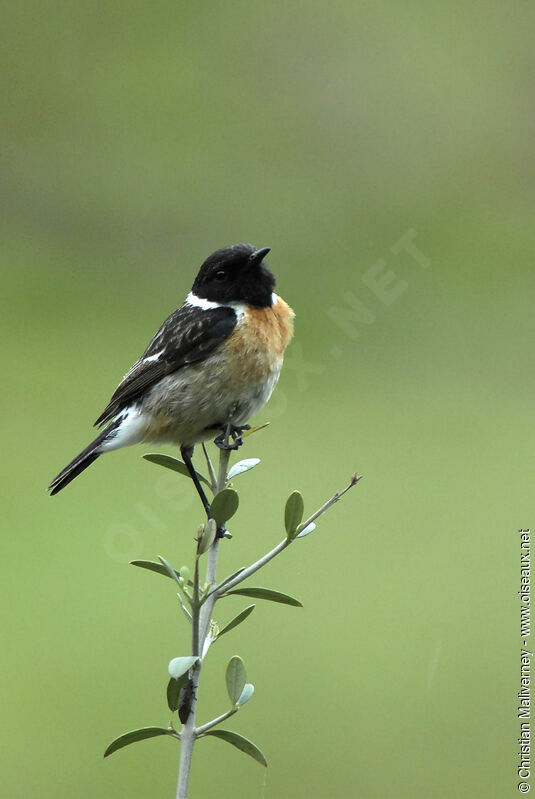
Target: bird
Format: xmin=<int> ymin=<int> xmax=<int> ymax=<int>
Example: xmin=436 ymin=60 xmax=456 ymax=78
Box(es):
xmin=47 ymin=244 xmax=294 ymax=506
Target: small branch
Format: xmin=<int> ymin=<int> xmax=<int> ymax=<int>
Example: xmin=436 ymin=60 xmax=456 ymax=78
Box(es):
xmin=175 ymin=455 xmax=361 ymax=799
xmin=198 ymin=542 xmax=221 ymax=645
xmin=167 ymin=723 xmax=181 ymax=740
xmin=182 ymin=587 xmax=193 ymax=604
xmin=214 ymin=538 xmax=290 ymax=597
xmin=177 ymin=593 xmax=192 ymax=623
xmin=192 ymin=557 xmax=201 ymax=657
xmin=201 ymin=443 xmax=217 ymax=493
xmin=195 ymin=707 xmax=237 ymax=737
xmin=212 ymin=474 xmax=362 ymax=599
xmin=214 ymin=474 xmax=362 ymax=596
xmin=299 ymin=473 xmax=361 ymax=531
xmin=176 ymin=678 xmax=198 ymax=799
xmin=216 ymin=439 xmax=232 ymax=492
xmin=176 ymin=441 xmax=232 ymax=799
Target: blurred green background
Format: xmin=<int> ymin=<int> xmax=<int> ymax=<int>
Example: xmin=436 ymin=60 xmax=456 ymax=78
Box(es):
xmin=2 ymin=2 xmax=533 ymax=797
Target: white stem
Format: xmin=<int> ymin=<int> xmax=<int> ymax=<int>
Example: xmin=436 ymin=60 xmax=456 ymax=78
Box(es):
xmin=175 ymin=445 xmax=231 ymax=799
xmin=214 ymin=538 xmax=289 ymax=596
xmin=197 ymin=445 xmax=230 ymax=645
xmin=175 ymin=449 xmax=360 ymax=798
xmin=298 ymin=474 xmax=361 ymax=530
xmin=215 ymin=475 xmax=361 ymax=596
xmin=176 ymin=698 xmax=197 ymax=799
xmin=202 ymin=443 xmax=217 ymax=492
xmin=177 ymin=593 xmax=192 ymax=622
xmin=196 ymin=707 xmax=237 ymax=736
xmin=216 ymin=443 xmax=231 ymax=493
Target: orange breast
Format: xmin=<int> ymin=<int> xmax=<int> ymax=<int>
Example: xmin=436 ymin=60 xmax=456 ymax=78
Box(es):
xmin=226 ymin=296 xmax=295 ymax=383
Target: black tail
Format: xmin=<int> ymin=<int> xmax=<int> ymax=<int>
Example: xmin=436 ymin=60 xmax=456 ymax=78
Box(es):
xmin=48 ymin=421 xmax=119 ymax=496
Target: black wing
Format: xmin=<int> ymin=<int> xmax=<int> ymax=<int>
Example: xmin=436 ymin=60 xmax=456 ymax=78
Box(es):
xmin=95 ymin=303 xmax=237 ymax=426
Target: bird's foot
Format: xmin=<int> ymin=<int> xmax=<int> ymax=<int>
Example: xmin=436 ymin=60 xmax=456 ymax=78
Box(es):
xmin=214 ymin=424 xmax=251 ymax=451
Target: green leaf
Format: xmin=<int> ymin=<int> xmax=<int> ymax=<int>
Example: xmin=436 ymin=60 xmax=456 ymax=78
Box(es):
xmin=228 ymin=458 xmax=260 ymax=479
xmin=104 ymin=727 xmax=174 ymax=757
xmin=143 ymin=453 xmax=210 ymax=486
xmin=210 ymin=489 xmax=239 ymax=527
xmin=202 ymin=729 xmax=267 ymax=767
xmin=198 ymin=519 xmax=217 ymax=555
xmin=285 ymin=490 xmax=304 ymax=537
xmin=237 ymin=683 xmax=255 ymax=706
xmin=217 ymin=605 xmax=255 ymax=639
xmin=130 ymin=560 xmax=181 ymax=581
xmin=158 ymin=555 xmax=182 ymax=585
xmin=226 ymin=656 xmax=246 ymax=705
xmin=168 ymin=656 xmax=198 ymax=680
xmin=167 ymin=672 xmax=189 ymax=712
xmin=225 ymin=587 xmax=302 ymax=607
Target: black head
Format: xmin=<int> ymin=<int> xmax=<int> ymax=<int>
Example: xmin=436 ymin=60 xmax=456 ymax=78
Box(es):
xmin=191 ymin=244 xmax=276 ymax=308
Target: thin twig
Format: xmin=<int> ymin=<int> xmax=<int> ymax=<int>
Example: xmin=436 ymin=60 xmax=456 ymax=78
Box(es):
xmin=176 ymin=462 xmax=361 ymax=798
xmin=192 ymin=554 xmax=200 ymax=656
xmin=177 ymin=593 xmax=192 ymax=622
xmin=214 ymin=474 xmax=362 ymax=596
xmin=216 ymin=426 xmax=232 ymax=490
xmin=195 ymin=707 xmax=237 ymax=737
xmin=213 ymin=538 xmax=290 ymax=597
xmin=298 ymin=473 xmax=362 ymax=531
xmin=201 ymin=443 xmax=217 ymax=492
xmin=176 ymin=443 xmax=231 ymax=799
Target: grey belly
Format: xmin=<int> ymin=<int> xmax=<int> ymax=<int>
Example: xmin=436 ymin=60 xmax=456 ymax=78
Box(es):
xmin=138 ymin=355 xmax=281 ymax=446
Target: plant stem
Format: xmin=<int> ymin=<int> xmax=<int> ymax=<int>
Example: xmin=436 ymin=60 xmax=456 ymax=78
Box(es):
xmin=176 ymin=710 xmax=196 ymax=799
xmin=195 ymin=707 xmax=237 ymax=736
xmin=297 ymin=473 xmax=361 ymax=530
xmin=176 ymin=444 xmax=231 ymax=799
xmin=215 ymin=474 xmax=362 ymax=596
xmin=216 ymin=440 xmax=232 ymax=496
xmin=214 ymin=537 xmax=290 ymax=596
xmin=202 ymin=443 xmax=217 ymax=492
xmin=175 ymin=447 xmax=360 ymax=798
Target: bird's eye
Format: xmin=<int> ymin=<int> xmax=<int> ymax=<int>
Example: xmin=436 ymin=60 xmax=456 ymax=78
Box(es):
xmin=214 ymin=270 xmax=227 ymax=281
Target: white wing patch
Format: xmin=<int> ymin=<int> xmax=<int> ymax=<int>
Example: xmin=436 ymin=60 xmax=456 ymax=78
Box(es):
xmin=143 ymin=350 xmax=163 ymax=364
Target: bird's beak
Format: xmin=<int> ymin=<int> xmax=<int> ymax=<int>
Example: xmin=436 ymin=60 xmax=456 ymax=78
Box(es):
xmin=248 ymin=247 xmax=271 ymax=266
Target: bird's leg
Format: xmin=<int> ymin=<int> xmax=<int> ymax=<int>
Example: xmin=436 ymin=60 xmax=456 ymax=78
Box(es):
xmin=181 ymin=445 xmax=229 ymax=538
xmin=180 ymin=445 xmax=211 ymax=517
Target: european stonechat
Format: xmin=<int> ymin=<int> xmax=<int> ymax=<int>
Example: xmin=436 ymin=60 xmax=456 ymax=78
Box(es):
xmin=48 ymin=244 xmax=294 ymax=502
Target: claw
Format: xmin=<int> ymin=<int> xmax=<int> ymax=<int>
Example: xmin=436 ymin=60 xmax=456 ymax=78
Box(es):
xmin=214 ymin=435 xmax=240 ymax=451
xmin=213 ymin=424 xmax=249 ymax=451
